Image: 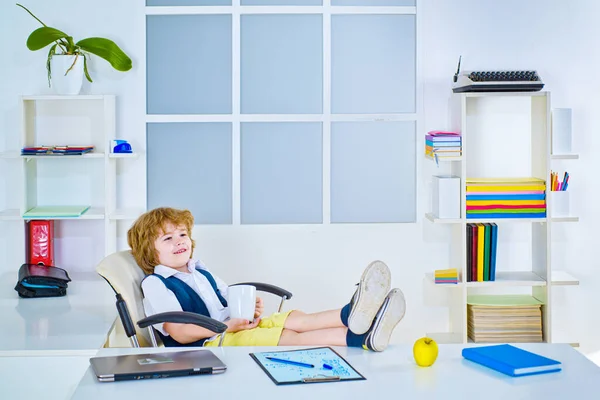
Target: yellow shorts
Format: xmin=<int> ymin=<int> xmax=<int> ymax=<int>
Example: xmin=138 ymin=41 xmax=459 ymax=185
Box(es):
xmin=203 ymin=310 xmax=293 ymax=347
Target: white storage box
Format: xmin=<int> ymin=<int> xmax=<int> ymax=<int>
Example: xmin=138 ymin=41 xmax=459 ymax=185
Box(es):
xmin=432 ymin=175 xmax=461 ymax=219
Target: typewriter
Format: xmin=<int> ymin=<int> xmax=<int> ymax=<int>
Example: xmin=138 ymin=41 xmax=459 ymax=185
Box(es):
xmin=451 ymin=57 xmax=544 ymax=93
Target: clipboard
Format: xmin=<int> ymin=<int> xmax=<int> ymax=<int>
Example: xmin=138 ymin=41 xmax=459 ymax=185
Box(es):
xmin=249 ymin=346 xmax=366 ymax=385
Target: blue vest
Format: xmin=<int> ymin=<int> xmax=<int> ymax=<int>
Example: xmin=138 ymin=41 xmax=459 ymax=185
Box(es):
xmin=144 ymin=268 xmax=228 ymax=347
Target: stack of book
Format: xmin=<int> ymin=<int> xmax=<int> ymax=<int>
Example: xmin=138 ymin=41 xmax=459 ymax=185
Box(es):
xmin=467 ymin=295 xmax=544 ymax=343
xmin=466 ymin=177 xmax=546 ymax=219
xmin=21 ymin=145 xmax=95 ymax=156
xmin=466 ymin=223 xmax=498 ymax=282
xmin=425 ymin=131 xmax=461 ymax=161
xmin=434 ymin=268 xmax=458 ymax=284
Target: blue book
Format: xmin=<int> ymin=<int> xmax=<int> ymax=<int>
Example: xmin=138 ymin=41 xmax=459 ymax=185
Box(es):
xmin=462 ymin=344 xmax=561 ymax=377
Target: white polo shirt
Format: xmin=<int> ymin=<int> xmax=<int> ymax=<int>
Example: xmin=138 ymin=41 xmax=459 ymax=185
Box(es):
xmin=141 ymin=259 xmax=230 ymax=337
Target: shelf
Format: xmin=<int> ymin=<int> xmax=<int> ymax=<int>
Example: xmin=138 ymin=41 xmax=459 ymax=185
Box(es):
xmin=465 ymin=217 xmax=547 ymax=223
xmin=22 ymin=153 xmax=105 ymax=160
xmin=551 ymin=153 xmax=579 ymax=160
xmin=466 ymin=271 xmax=546 ymax=287
xmin=426 ymin=271 xmax=547 ymax=287
xmin=21 ymin=207 xmax=105 ymax=220
xmin=462 ymin=91 xmax=549 ymax=98
xmin=108 ymin=153 xmax=139 ymax=159
xmin=21 ymin=95 xmax=108 ymax=101
xmin=424 ymin=213 xmax=462 ymax=224
xmin=551 ymin=216 xmax=579 ymax=223
xmin=425 ymin=332 xmax=464 ymax=344
xmin=425 ymin=213 xmax=551 ymax=224
xmin=109 ymin=208 xmax=145 ymax=220
xmin=551 ymin=271 xmax=579 ymax=286
xmin=424 ymin=154 xmax=463 ymax=162
xmin=0 ymin=209 xmax=21 ymax=221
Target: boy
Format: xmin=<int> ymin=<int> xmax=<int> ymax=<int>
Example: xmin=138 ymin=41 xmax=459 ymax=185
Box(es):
xmin=128 ymin=207 xmax=406 ymax=351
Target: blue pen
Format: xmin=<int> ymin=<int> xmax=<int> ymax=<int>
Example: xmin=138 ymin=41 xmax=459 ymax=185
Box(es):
xmin=266 ymin=357 xmax=314 ymax=368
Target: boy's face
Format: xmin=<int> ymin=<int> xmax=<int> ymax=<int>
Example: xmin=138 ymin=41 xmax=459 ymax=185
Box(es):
xmin=154 ymin=222 xmax=192 ymax=270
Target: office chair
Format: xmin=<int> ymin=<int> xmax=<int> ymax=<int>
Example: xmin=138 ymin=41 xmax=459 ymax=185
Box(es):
xmin=95 ymin=250 xmax=293 ymax=348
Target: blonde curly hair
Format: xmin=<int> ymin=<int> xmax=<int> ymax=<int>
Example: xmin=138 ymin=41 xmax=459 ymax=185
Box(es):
xmin=127 ymin=207 xmax=196 ymax=275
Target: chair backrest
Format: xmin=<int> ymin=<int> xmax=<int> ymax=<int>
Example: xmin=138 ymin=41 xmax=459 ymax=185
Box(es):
xmin=95 ymin=250 xmax=157 ymax=347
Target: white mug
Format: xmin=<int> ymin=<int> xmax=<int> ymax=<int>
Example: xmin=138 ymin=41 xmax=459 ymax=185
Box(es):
xmin=228 ymin=284 xmax=256 ymax=322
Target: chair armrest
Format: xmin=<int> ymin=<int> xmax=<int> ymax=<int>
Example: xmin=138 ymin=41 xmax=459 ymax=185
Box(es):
xmin=231 ymin=282 xmax=293 ymax=300
xmin=137 ymin=311 xmax=227 ymax=334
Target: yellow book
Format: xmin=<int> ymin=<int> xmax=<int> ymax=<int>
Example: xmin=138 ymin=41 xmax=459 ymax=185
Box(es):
xmin=466 ymin=177 xmax=545 ymax=184
xmin=435 ymin=268 xmax=458 ymax=274
xmin=466 ymin=185 xmax=545 ymax=192
xmin=435 ymin=273 xmax=457 ymax=278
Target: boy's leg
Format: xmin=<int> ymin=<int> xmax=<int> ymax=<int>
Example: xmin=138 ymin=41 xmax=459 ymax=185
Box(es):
xmin=283 ymin=309 xmax=344 ymax=332
xmin=283 ymin=260 xmax=391 ymax=334
xmin=278 ymin=327 xmax=348 ymax=346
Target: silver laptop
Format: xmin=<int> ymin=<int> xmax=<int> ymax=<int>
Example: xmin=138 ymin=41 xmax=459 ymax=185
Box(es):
xmin=90 ymin=349 xmax=227 ymax=382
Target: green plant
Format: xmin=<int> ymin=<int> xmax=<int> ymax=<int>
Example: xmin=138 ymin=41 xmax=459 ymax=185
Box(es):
xmin=17 ymin=3 xmax=132 ymax=86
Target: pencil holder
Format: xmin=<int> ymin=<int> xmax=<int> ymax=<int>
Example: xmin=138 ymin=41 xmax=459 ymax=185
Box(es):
xmin=551 ymin=191 xmax=569 ymax=217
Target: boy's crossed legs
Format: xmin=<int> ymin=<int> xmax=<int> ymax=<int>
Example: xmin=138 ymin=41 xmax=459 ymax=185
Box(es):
xmin=277 ymin=260 xmax=406 ymax=351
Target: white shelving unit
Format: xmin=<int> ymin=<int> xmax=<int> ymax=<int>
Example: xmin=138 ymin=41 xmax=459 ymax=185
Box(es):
xmin=423 ymin=91 xmax=579 ymax=345
xmin=0 ymin=95 xmax=143 ymax=269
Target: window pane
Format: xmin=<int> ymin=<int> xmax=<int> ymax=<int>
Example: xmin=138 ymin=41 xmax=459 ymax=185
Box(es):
xmin=147 ymin=123 xmax=232 ymax=224
xmin=147 ymin=0 xmax=231 ymax=5
xmin=241 ymin=122 xmax=322 ymax=224
xmin=332 ymin=0 xmax=414 ymax=5
xmin=331 ymin=15 xmax=415 ymax=114
xmin=147 ymin=15 xmax=232 ymax=114
xmin=241 ymin=15 xmax=323 ymax=114
xmin=331 ymin=121 xmax=415 ymax=223
xmin=242 ymin=0 xmax=321 ymax=4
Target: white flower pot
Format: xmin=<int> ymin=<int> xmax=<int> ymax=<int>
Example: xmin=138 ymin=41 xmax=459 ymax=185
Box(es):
xmin=50 ymin=54 xmax=84 ymax=95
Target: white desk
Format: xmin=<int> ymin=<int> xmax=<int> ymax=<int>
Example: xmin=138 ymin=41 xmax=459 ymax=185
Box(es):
xmin=0 ymin=271 xmax=117 ymax=355
xmin=71 ymin=343 xmax=600 ymax=400
xmin=0 ymin=354 xmax=92 ymax=400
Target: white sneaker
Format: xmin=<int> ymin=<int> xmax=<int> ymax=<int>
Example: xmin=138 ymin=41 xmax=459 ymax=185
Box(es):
xmin=347 ymin=260 xmax=392 ymax=335
xmin=363 ymin=288 xmax=406 ymax=352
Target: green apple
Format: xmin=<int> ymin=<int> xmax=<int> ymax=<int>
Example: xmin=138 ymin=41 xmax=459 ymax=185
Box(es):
xmin=413 ymin=337 xmax=439 ymax=367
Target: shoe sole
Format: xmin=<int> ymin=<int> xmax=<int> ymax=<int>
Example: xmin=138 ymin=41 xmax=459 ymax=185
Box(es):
xmin=348 ymin=260 xmax=391 ymax=335
xmin=369 ymin=289 xmax=406 ymax=352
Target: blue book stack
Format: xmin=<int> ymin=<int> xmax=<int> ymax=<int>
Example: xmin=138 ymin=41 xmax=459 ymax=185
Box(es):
xmin=462 ymin=344 xmax=561 ymax=377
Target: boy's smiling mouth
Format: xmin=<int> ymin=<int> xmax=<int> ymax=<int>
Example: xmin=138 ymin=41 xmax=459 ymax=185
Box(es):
xmin=174 ymin=249 xmax=187 ymax=255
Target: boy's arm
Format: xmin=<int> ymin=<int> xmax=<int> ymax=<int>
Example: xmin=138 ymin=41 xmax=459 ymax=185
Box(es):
xmin=163 ymin=322 xmax=219 ymax=344
xmin=166 ymin=318 xmax=260 ymax=344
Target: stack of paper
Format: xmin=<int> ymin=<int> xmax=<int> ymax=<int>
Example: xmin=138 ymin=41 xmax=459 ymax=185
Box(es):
xmin=425 ymin=131 xmax=462 ymax=160
xmin=23 ymin=205 xmax=91 ymax=218
xmin=434 ymin=268 xmax=458 ymax=284
xmin=466 ymin=177 xmax=546 ymax=219
xmin=467 ymin=295 xmax=544 ymax=343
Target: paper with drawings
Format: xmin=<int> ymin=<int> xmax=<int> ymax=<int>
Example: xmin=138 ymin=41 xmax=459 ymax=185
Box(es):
xmin=250 ymin=346 xmax=365 ymax=385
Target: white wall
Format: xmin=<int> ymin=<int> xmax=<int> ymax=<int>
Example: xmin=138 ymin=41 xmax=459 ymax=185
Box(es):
xmin=1 ymin=0 xmax=598 ymax=359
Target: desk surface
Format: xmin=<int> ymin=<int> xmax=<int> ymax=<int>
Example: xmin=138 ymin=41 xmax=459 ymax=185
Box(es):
xmin=0 ymin=354 xmax=92 ymax=400
xmin=0 ymin=270 xmax=116 ymax=355
xmin=72 ymin=343 xmax=600 ymax=400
